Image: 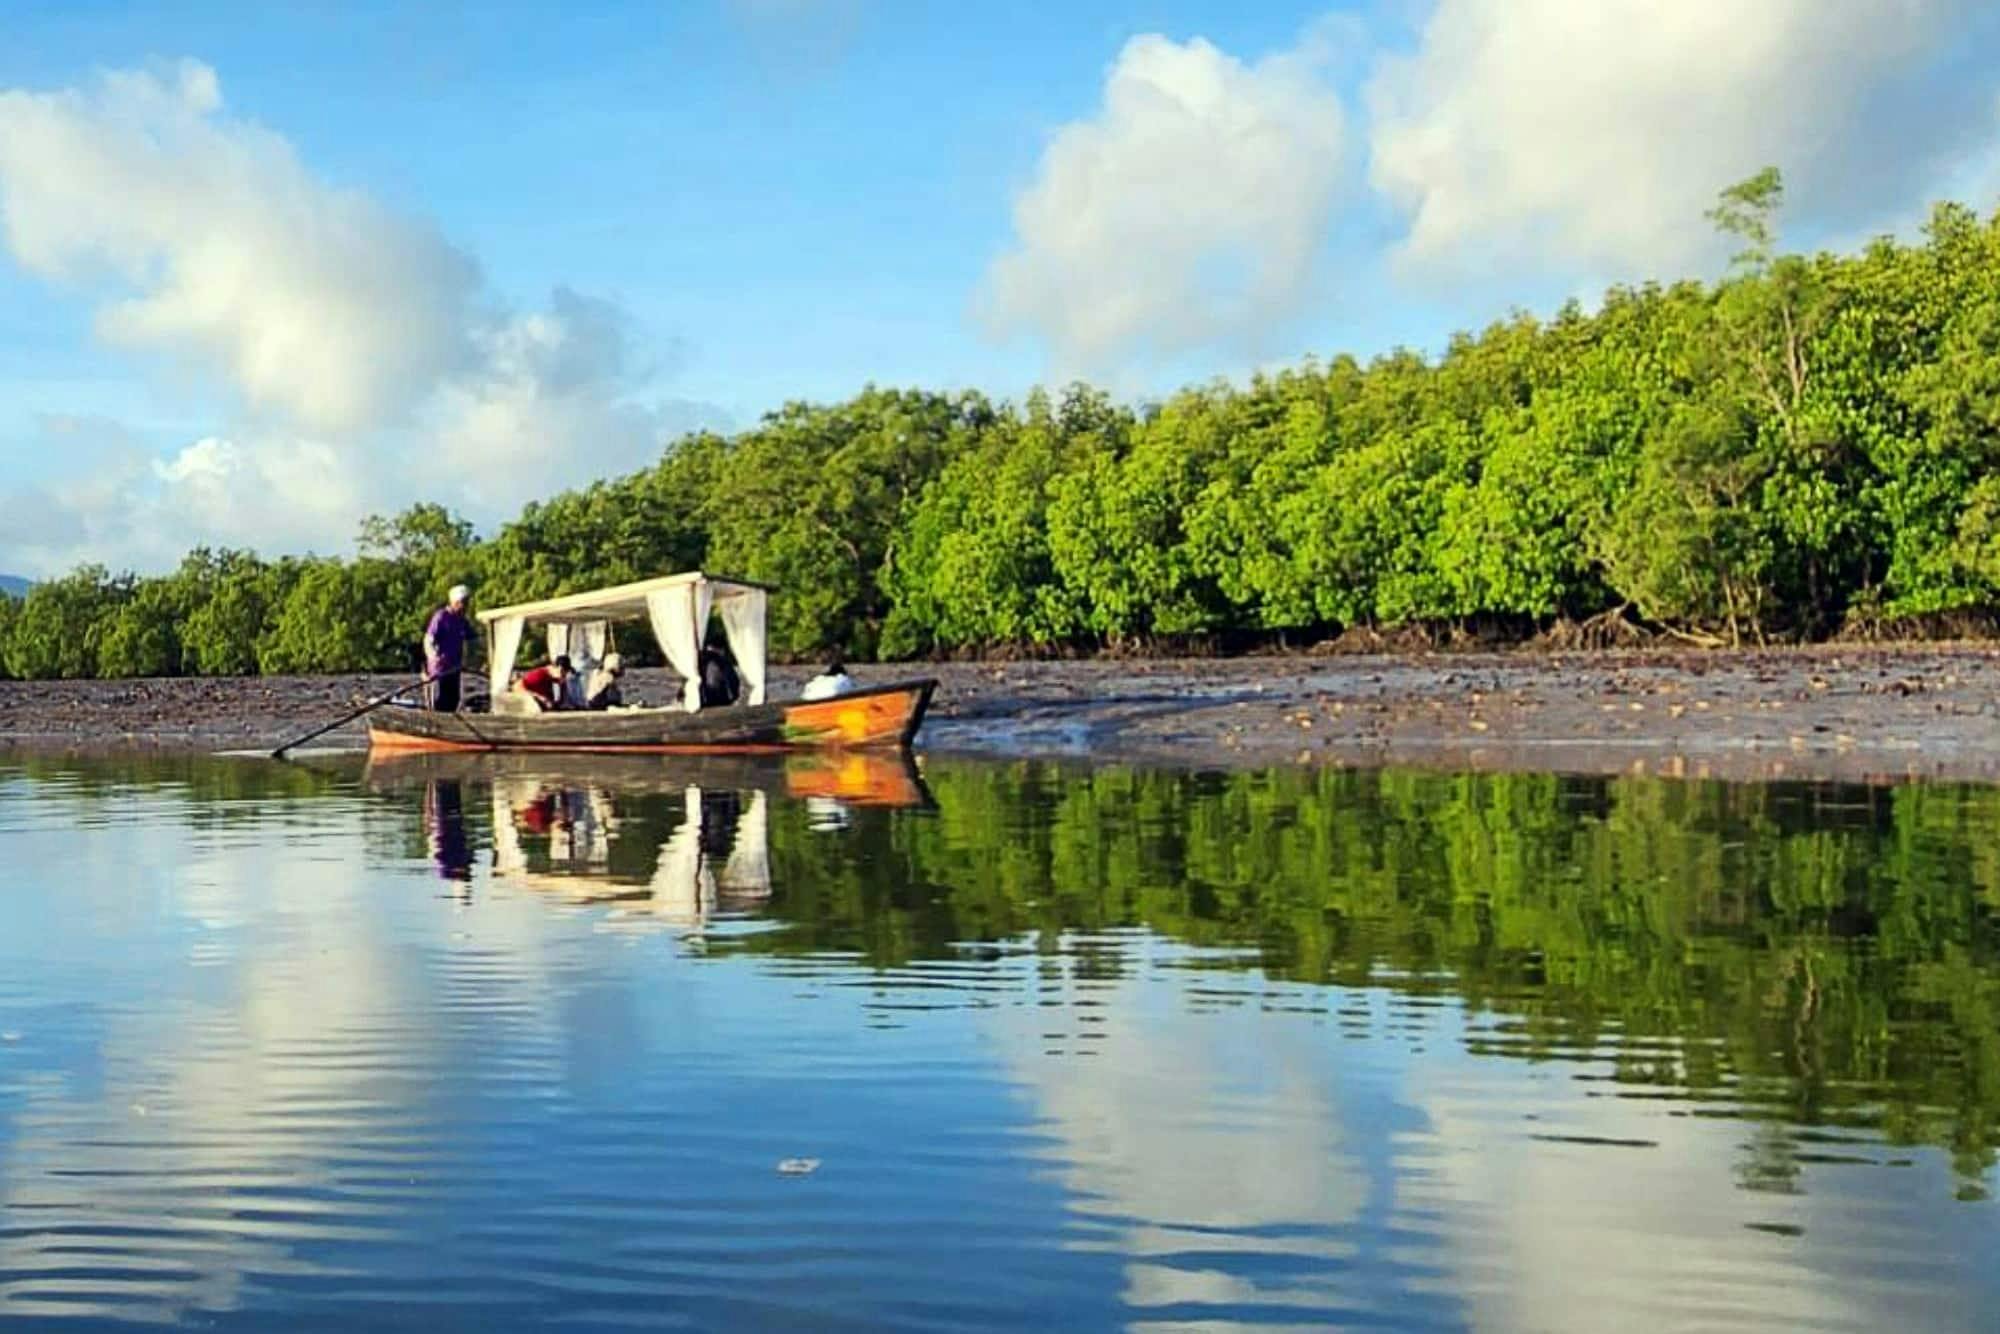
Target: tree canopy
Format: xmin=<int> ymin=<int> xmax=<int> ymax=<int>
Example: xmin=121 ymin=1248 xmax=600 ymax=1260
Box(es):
xmin=14 ymin=171 xmax=2000 ymax=678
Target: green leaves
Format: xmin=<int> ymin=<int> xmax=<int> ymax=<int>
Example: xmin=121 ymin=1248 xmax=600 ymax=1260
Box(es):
xmin=2 ymin=567 xmax=129 ymax=679
xmin=16 ymin=174 xmax=2000 ymax=672
xmin=1707 ymin=166 xmax=1784 ymax=271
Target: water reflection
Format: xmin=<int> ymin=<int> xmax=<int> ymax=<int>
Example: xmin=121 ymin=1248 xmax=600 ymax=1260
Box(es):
xmin=373 ymin=751 xmax=930 ymax=926
xmin=424 ymin=779 xmax=473 ymax=881
xmin=0 ymin=753 xmax=1995 ymax=1329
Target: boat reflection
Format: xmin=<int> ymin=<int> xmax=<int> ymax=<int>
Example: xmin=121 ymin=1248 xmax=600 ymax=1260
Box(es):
xmin=423 ymin=776 xmax=475 ymax=881
xmin=369 ymin=750 xmax=932 ymax=925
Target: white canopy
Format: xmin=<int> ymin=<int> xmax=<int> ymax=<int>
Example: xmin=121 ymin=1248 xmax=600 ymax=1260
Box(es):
xmin=477 ymin=571 xmax=769 ymax=711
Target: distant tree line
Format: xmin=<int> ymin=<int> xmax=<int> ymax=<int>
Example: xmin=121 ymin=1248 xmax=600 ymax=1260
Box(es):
xmin=11 ymin=171 xmax=2000 ymax=679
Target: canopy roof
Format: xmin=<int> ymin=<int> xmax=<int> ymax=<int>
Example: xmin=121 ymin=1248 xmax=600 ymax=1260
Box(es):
xmin=478 ymin=570 xmax=772 ymax=713
xmin=476 ymin=571 xmax=771 ymax=626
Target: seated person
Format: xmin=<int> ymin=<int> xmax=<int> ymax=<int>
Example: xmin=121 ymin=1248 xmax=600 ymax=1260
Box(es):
xmin=800 ymin=659 xmax=857 ymax=701
xmin=585 ymin=653 xmax=626 ymax=710
xmin=698 ymin=638 xmax=741 ymax=709
xmin=516 ymin=655 xmax=573 ymax=711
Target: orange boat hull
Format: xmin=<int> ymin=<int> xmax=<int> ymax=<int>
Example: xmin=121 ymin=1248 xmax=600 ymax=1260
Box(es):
xmin=368 ymin=679 xmax=936 ymax=754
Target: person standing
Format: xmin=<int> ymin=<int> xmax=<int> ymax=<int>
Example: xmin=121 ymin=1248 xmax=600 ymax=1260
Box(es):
xmin=424 ymin=584 xmax=474 ymax=712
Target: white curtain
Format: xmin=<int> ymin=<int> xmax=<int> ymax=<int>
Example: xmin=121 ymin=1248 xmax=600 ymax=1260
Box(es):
xmin=488 ymin=615 xmax=525 ymax=699
xmin=579 ymin=622 xmax=610 ymax=709
xmin=719 ymin=790 xmax=770 ymax=898
xmin=648 ymin=786 xmax=715 ymax=922
xmin=547 ymin=621 xmax=609 ymax=708
xmin=490 ymin=779 xmax=530 ymax=875
xmin=555 ymin=788 xmax=611 ymax=867
xmin=646 ymin=583 xmax=713 ymax=712
xmin=547 ymin=623 xmax=574 ymax=705
xmin=717 ymin=589 xmax=768 ymax=706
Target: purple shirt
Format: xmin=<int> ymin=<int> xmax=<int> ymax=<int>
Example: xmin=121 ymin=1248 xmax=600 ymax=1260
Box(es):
xmin=425 ymin=606 xmax=472 ymax=672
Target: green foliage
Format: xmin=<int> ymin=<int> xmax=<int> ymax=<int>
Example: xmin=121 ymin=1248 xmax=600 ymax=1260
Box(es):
xmin=702 ymin=388 xmax=993 ymax=657
xmin=181 ymin=554 xmax=297 ymax=676
xmin=96 ymin=580 xmax=187 ymax=678
xmin=1707 ymin=166 xmax=1784 ymax=270
xmin=358 ymin=502 xmax=476 ymax=563
xmin=260 ymin=557 xmax=426 ymax=673
xmin=2 ymin=567 xmax=128 ymax=679
xmin=23 ymin=169 xmax=2000 ymax=672
xmin=478 ymin=443 xmax=714 ymax=612
xmin=879 ymin=386 xmax=1111 ymax=654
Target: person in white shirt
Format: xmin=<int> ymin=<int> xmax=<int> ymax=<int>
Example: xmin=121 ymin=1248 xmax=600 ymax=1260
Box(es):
xmin=800 ymin=660 xmax=857 ymax=701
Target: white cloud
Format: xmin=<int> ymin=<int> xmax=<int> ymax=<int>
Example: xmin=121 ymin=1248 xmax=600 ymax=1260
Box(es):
xmin=0 ymin=61 xmax=727 ymax=577
xmin=985 ymin=944 xmax=1366 ymax=1318
xmin=1368 ymin=0 xmax=1981 ymax=280
xmin=0 ymin=423 xmax=373 ymax=575
xmin=149 ymin=435 xmax=364 ymax=544
xmin=430 ymin=290 xmax=723 ymax=510
xmin=0 ymin=59 xmax=477 ymax=434
xmin=980 ymin=31 xmax=1348 ymax=376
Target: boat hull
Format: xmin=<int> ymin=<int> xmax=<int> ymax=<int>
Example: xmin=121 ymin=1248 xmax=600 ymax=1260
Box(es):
xmin=368 ymin=679 xmax=937 ymax=754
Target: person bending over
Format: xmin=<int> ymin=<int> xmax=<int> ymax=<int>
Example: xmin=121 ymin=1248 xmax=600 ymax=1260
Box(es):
xmin=517 ymin=656 xmax=573 ymax=712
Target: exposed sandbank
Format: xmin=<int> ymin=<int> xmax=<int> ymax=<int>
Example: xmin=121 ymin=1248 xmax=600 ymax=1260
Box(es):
xmin=3 ymin=647 xmax=1998 ymax=784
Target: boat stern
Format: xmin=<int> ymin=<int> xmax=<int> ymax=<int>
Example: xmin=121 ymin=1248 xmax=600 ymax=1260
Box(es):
xmin=780 ymin=679 xmax=935 ymax=749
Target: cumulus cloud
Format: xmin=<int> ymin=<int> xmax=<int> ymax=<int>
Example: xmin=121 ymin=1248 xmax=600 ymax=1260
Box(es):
xmin=1368 ymin=0 xmax=1984 ymax=280
xmin=0 ymin=58 xmax=478 ymax=434
xmin=980 ymin=31 xmax=1348 ymax=376
xmin=0 ymin=418 xmax=374 ymax=576
xmin=0 ymin=60 xmax=726 ymax=576
xmin=430 ymin=289 xmax=724 ymax=509
xmin=149 ymin=436 xmax=364 ymax=546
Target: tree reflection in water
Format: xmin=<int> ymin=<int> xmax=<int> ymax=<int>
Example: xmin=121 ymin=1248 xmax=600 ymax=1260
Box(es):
xmin=381 ymin=759 xmax=2000 ymax=1196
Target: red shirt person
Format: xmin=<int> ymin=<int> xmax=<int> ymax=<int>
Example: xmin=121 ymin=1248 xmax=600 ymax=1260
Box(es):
xmin=517 ymin=656 xmax=573 ymax=711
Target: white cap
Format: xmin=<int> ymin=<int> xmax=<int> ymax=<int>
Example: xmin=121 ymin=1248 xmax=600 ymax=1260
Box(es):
xmin=603 ymin=652 xmax=623 ymax=672
xmin=448 ymin=584 xmax=470 ymax=604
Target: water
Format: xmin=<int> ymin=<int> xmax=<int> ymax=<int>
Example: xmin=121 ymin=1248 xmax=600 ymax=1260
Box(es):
xmin=1 ymin=751 xmax=1996 ymax=1331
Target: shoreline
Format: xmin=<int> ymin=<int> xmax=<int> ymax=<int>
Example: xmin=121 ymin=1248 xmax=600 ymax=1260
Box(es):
xmin=3 ymin=644 xmax=1999 ymax=784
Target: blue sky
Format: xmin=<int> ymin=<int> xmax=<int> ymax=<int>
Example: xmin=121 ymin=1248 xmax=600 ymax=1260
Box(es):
xmin=2 ymin=0 xmax=1999 ymax=575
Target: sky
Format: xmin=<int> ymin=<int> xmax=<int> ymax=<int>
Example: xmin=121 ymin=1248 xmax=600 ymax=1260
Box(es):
xmin=4 ymin=0 xmax=2000 ymax=576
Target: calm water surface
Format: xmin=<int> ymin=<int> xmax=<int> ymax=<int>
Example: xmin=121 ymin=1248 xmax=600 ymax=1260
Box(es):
xmin=0 ymin=751 xmax=1996 ymax=1331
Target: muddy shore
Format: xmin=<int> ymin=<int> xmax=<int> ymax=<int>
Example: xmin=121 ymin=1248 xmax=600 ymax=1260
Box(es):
xmin=5 ymin=646 xmax=2000 ymax=783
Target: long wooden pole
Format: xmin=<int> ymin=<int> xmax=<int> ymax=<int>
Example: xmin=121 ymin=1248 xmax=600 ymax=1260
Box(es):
xmin=270 ymin=669 xmax=448 ymax=758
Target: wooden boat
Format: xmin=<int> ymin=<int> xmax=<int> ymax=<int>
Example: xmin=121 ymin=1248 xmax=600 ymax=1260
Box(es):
xmin=367 ymin=571 xmax=936 ymax=755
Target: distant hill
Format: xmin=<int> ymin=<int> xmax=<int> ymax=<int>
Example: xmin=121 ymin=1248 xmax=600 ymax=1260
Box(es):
xmin=0 ymin=575 xmax=30 ymax=599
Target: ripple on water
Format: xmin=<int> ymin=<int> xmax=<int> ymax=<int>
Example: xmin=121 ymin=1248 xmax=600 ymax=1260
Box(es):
xmin=0 ymin=755 xmax=1996 ymax=1329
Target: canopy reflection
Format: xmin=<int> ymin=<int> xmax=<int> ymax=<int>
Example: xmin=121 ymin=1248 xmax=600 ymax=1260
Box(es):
xmin=367 ymin=749 xmax=932 ymax=925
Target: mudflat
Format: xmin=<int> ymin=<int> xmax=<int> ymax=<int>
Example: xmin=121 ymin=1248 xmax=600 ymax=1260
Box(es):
xmin=3 ymin=646 xmax=1999 ymax=782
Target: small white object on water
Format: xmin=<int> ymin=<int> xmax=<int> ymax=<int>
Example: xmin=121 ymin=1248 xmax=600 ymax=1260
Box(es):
xmin=776 ymin=1157 xmax=821 ymax=1176
xmin=0 ymin=1031 xmax=20 ymax=1044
